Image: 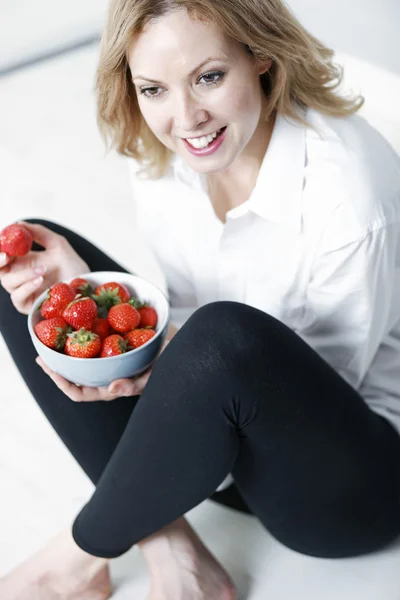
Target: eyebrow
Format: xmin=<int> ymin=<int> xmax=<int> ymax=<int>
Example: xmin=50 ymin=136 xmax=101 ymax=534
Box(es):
xmin=132 ymin=55 xmax=228 ymax=83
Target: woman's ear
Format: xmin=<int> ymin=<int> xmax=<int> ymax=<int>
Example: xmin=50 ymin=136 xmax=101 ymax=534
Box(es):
xmin=257 ymin=58 xmax=273 ymax=75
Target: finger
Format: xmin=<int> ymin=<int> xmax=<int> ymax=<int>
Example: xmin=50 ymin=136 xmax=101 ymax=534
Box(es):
xmin=10 ymin=275 xmax=47 ymax=314
xmin=107 ymin=377 xmax=138 ymax=397
xmin=17 ymin=221 xmax=62 ymax=250
xmin=0 ymin=252 xmax=16 ymax=276
xmin=108 ymin=371 xmax=151 ymax=397
xmin=1 ymin=264 xmax=47 ymax=293
xmin=137 ymin=370 xmax=152 ymax=392
xmin=35 ymin=357 xmax=85 ymax=402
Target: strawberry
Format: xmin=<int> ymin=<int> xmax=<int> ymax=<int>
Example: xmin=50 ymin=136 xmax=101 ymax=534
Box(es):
xmin=64 ymin=328 xmax=101 ymax=358
xmin=128 ymin=299 xmax=158 ymax=328
xmin=91 ymin=317 xmax=111 ymax=341
xmin=138 ymin=306 xmax=158 ymax=328
xmin=0 ymin=223 xmax=33 ymax=257
xmin=62 ymin=297 xmax=98 ymax=331
xmin=95 ymin=281 xmax=130 ymax=302
xmin=124 ymin=328 xmax=156 ymax=349
xmin=107 ymin=303 xmax=140 ymax=333
xmin=69 ymin=277 xmax=93 ymax=297
xmin=92 ymin=281 xmax=131 ymax=317
xmin=34 ymin=317 xmax=71 ymax=351
xmin=100 ymin=334 xmax=132 ymax=358
xmin=39 ymin=283 xmax=76 ymax=320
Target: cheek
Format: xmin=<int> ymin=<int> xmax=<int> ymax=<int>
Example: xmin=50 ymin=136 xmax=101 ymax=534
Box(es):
xmin=216 ymin=81 xmax=260 ymax=120
xmin=138 ymin=102 xmax=166 ymax=135
xmin=234 ymin=85 xmax=261 ymax=117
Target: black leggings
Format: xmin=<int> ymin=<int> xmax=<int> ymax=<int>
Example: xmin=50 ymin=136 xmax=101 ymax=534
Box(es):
xmin=2 ymin=219 xmax=400 ymax=560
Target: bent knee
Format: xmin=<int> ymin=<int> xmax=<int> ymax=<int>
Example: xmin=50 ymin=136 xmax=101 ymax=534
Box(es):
xmin=185 ymin=301 xmax=281 ymax=342
xmin=178 ymin=301 xmax=277 ymax=366
xmin=188 ymin=300 xmax=268 ymax=327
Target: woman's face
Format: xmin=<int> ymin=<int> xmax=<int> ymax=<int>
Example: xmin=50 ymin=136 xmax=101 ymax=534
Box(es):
xmin=128 ymin=9 xmax=271 ymax=175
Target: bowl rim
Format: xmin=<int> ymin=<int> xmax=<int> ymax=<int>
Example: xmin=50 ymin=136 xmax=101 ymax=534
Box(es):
xmin=27 ymin=271 xmax=170 ymax=362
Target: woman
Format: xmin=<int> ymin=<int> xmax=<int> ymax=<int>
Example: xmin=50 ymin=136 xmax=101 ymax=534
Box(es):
xmin=1 ymin=0 xmax=400 ymax=598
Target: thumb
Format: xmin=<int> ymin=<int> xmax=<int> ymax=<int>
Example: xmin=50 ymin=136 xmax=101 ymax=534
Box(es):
xmin=17 ymin=221 xmax=61 ymax=250
xmin=108 ymin=378 xmax=137 ymax=396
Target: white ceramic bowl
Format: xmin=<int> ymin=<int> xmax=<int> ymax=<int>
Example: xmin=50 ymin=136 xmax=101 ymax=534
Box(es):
xmin=27 ymin=271 xmax=170 ymax=387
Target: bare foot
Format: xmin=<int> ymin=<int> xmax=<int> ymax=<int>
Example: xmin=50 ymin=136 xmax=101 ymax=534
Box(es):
xmin=139 ymin=517 xmax=237 ymax=600
xmin=0 ymin=528 xmax=113 ymax=600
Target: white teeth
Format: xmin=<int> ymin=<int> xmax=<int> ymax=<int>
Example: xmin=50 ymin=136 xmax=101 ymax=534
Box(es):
xmin=186 ymin=128 xmax=222 ymax=149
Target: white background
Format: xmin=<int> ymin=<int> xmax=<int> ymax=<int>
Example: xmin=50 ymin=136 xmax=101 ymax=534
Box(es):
xmin=0 ymin=2 xmax=399 ymax=598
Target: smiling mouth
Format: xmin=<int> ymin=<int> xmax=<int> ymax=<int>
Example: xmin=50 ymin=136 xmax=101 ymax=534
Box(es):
xmin=184 ymin=126 xmax=227 ymax=149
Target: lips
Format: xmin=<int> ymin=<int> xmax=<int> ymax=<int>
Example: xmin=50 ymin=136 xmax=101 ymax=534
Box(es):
xmin=183 ymin=125 xmax=228 ymax=156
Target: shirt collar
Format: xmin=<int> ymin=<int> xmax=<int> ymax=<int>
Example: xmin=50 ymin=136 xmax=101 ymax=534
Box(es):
xmin=248 ymin=106 xmax=307 ymax=233
xmin=173 ymin=104 xmax=308 ymax=234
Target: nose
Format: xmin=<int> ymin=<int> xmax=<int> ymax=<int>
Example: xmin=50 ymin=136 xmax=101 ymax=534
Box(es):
xmin=173 ymin=88 xmax=208 ymax=135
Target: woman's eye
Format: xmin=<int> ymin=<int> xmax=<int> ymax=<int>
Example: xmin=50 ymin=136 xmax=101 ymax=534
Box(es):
xmin=198 ymin=71 xmax=225 ymax=86
xmin=139 ymin=71 xmax=225 ymax=100
xmin=139 ymin=86 xmax=161 ymax=99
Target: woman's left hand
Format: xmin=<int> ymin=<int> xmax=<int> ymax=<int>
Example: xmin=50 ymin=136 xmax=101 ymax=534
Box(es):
xmin=35 ymin=339 xmax=170 ymax=402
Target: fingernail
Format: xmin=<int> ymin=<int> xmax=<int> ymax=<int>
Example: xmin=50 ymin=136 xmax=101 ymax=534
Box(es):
xmin=0 ymin=252 xmax=7 ymax=265
xmin=33 ymin=265 xmax=46 ymax=275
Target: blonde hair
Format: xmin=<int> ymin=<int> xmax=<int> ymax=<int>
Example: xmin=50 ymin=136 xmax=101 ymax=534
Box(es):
xmin=96 ymin=0 xmax=364 ymax=179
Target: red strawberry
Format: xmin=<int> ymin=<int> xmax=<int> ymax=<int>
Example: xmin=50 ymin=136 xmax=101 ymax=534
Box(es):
xmin=95 ymin=281 xmax=130 ymax=302
xmin=138 ymin=306 xmax=158 ymax=328
xmin=69 ymin=277 xmax=93 ymax=297
xmin=100 ymin=334 xmax=132 ymax=358
xmin=124 ymin=328 xmax=156 ymax=349
xmin=107 ymin=303 xmax=140 ymax=333
xmin=62 ymin=297 xmax=98 ymax=330
xmin=34 ymin=317 xmax=71 ymax=350
xmin=0 ymin=224 xmax=33 ymax=257
xmin=128 ymin=299 xmax=158 ymax=328
xmin=91 ymin=317 xmax=111 ymax=341
xmin=39 ymin=283 xmax=76 ymax=320
xmin=64 ymin=328 xmax=101 ymax=358
xmin=93 ymin=281 xmax=131 ymax=317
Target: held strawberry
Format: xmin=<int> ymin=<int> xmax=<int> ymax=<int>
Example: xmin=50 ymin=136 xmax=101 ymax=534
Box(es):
xmin=34 ymin=317 xmax=71 ymax=351
xmin=107 ymin=303 xmax=141 ymax=333
xmin=64 ymin=328 xmax=101 ymax=358
xmin=39 ymin=283 xmax=76 ymax=320
xmin=124 ymin=328 xmax=156 ymax=349
xmin=100 ymin=334 xmax=132 ymax=358
xmin=62 ymin=297 xmax=98 ymax=331
xmin=128 ymin=299 xmax=158 ymax=328
xmin=0 ymin=223 xmax=33 ymax=257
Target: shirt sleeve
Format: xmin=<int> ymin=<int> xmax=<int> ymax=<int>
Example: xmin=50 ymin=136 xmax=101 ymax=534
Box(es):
xmin=296 ymin=214 xmax=399 ymax=391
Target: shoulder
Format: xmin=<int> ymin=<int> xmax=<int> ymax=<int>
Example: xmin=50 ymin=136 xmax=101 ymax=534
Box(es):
xmin=303 ymin=108 xmax=400 ymax=245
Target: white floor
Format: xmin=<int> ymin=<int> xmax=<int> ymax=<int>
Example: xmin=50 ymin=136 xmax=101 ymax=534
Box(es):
xmin=1 ymin=44 xmax=400 ymax=599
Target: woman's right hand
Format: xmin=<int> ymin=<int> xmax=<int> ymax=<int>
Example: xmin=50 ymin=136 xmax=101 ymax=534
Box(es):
xmin=0 ymin=221 xmax=90 ymax=315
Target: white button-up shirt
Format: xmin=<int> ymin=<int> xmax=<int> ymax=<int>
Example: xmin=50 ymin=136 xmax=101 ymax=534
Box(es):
xmin=128 ymin=106 xmax=400 ymax=491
